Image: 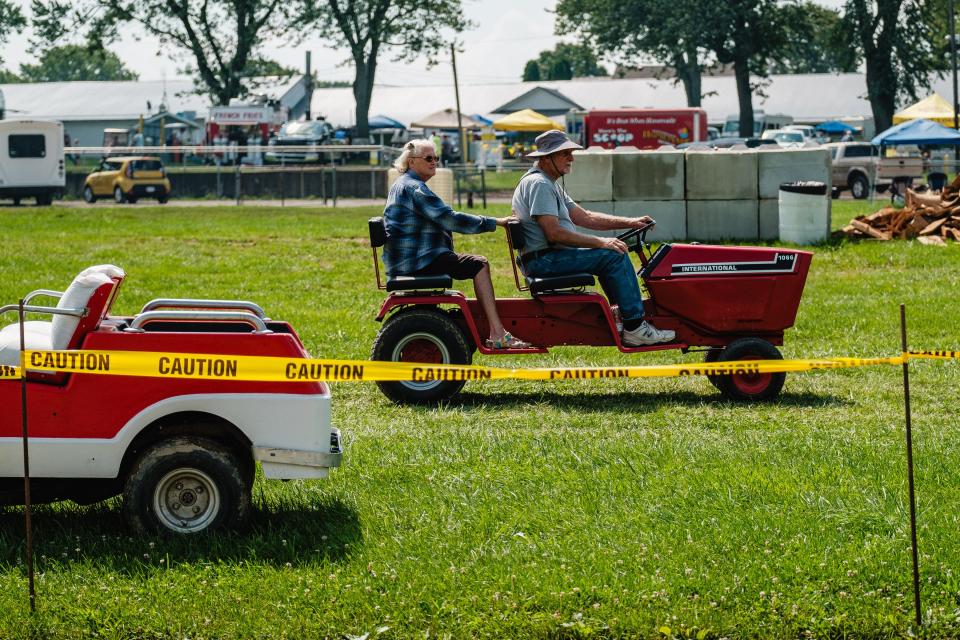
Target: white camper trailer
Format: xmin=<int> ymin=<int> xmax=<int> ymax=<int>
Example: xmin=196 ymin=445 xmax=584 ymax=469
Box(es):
xmin=0 ymin=120 xmax=65 ymax=205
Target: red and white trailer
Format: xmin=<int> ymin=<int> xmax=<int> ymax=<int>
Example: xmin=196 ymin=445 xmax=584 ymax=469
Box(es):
xmin=0 ymin=266 xmax=341 ymax=534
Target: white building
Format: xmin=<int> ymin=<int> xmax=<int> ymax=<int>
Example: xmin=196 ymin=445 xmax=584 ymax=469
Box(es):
xmin=312 ymin=72 xmax=959 ymax=139
xmin=0 ymin=76 xmax=310 ymax=146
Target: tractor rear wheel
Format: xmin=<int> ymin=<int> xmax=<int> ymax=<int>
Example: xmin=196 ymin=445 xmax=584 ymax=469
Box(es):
xmin=713 ymin=338 xmax=785 ymax=402
xmin=372 ymin=308 xmax=472 ymax=404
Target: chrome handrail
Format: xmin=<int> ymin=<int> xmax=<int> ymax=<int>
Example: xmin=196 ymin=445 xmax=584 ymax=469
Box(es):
xmin=24 ymin=289 xmax=64 ymax=304
xmin=0 ymin=303 xmax=86 ymax=318
xmin=139 ymin=298 xmax=269 ymax=320
xmin=127 ymin=310 xmax=270 ymax=333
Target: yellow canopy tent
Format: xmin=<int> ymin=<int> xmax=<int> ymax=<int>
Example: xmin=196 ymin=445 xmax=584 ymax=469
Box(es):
xmin=492 ymin=108 xmax=563 ymax=132
xmin=893 ymin=94 xmax=957 ymax=127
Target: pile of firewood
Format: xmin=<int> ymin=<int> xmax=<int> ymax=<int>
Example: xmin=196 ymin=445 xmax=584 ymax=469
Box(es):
xmin=837 ymin=175 xmax=960 ymax=245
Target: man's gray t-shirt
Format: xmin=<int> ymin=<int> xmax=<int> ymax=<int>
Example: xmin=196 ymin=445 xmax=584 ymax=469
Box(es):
xmin=511 ymin=167 xmax=576 ymax=254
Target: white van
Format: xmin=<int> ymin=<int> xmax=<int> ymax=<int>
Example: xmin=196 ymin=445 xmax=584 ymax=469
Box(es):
xmin=0 ymin=120 xmax=65 ymax=205
xmin=721 ymin=111 xmax=794 ymax=138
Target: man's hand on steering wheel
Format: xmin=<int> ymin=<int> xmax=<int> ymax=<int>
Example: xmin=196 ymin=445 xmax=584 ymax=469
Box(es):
xmin=634 ymin=215 xmax=654 ymax=228
xmin=598 ymin=236 xmax=629 ymax=254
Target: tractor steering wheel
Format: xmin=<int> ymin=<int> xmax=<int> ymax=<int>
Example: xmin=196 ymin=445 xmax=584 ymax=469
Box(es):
xmin=616 ymin=219 xmax=655 ymax=249
xmin=616 ymin=219 xmax=656 ymax=267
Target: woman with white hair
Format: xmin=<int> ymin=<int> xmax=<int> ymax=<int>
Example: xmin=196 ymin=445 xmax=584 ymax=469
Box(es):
xmin=382 ymin=139 xmax=531 ymax=350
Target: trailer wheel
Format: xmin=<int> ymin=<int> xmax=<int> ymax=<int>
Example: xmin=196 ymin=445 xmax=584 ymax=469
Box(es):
xmin=372 ymin=308 xmax=472 ymax=404
xmin=849 ymin=173 xmax=869 ymax=200
xmin=36 ymin=194 xmax=52 ymax=206
xmin=158 ymin=195 xmax=169 ymax=204
xmin=83 ymin=186 xmax=96 ymax=203
xmin=114 ymin=186 xmax=127 ymax=204
xmin=713 ymin=338 xmax=785 ymax=402
xmin=122 ymin=436 xmax=250 ymax=535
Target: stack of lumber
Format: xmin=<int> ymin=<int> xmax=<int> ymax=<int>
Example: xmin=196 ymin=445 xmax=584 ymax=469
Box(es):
xmin=838 ymin=175 xmax=960 ymax=245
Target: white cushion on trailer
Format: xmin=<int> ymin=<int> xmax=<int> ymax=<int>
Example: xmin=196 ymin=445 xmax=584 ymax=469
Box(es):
xmin=49 ymin=271 xmax=112 ymax=350
xmin=0 ymin=329 xmax=51 ymax=366
xmin=79 ymin=264 xmax=125 ymax=279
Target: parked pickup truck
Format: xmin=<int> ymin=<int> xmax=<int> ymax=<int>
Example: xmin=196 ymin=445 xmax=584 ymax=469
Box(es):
xmin=0 ymin=265 xmax=342 ymax=534
xmin=826 ymin=142 xmax=925 ymax=199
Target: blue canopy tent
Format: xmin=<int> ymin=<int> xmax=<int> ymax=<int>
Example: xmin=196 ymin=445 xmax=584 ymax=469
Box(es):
xmin=871 ymin=118 xmax=960 ymax=146
xmin=816 ymin=120 xmax=857 ymax=134
xmin=368 ymin=114 xmax=406 ymax=130
xmin=470 ymin=114 xmax=493 ymax=126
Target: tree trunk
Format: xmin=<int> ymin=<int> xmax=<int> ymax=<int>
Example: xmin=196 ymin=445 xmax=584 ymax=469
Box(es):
xmin=674 ymin=48 xmax=702 ymax=107
xmin=352 ymin=52 xmax=378 ymax=142
xmin=865 ymin=51 xmax=897 ymax=133
xmin=734 ymin=59 xmax=754 ymax=138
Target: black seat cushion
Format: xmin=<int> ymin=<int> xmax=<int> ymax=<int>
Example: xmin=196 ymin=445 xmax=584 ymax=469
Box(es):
xmin=527 ymin=273 xmax=595 ymax=295
xmin=386 ymin=275 xmax=453 ymax=292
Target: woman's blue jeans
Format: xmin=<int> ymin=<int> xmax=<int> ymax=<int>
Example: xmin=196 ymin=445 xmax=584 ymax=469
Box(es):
xmin=524 ymin=248 xmax=645 ymax=321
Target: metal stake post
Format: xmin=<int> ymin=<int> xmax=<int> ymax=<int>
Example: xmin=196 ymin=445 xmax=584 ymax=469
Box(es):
xmin=234 ymin=164 xmax=241 ymax=206
xmin=331 ymin=152 xmax=338 ymax=207
xmin=900 ymin=303 xmax=922 ymax=628
xmin=280 ymin=155 xmax=286 ymax=207
xmin=480 ymin=168 xmax=487 ymax=209
xmin=18 ymin=301 xmax=35 ymax=612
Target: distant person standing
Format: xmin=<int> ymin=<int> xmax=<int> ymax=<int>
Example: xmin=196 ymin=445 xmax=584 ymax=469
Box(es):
xmin=840 ymin=129 xmax=854 ymax=142
xmin=441 ymin=134 xmax=453 ymax=166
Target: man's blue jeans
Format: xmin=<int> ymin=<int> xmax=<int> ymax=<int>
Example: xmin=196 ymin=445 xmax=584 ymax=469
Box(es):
xmin=524 ymin=248 xmax=645 ymax=321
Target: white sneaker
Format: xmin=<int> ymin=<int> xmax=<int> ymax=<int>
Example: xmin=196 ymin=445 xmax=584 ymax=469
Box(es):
xmin=622 ymin=321 xmax=675 ymax=346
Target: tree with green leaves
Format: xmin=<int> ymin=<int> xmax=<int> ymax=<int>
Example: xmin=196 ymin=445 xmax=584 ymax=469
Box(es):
xmin=311 ymin=0 xmax=470 ymax=141
xmin=16 ymin=44 xmax=138 ymax=82
xmin=842 ymin=0 xmax=943 ymax=132
xmin=769 ymin=3 xmax=856 ymax=75
xmin=0 ymin=0 xmax=26 ymax=76
xmin=31 ymin=0 xmax=313 ymax=105
xmin=521 ymin=43 xmax=608 ymax=81
xmin=556 ymin=0 xmax=706 ymax=106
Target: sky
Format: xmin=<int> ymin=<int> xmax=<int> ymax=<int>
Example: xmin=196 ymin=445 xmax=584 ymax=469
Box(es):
xmin=3 ymin=0 xmax=561 ymax=86
xmin=2 ymin=0 xmax=848 ymax=87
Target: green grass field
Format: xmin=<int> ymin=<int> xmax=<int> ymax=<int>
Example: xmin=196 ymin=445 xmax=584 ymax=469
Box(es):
xmin=1 ymin=200 xmax=959 ymax=638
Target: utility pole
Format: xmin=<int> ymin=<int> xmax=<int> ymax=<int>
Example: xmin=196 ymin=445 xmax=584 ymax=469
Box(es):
xmin=451 ymin=42 xmax=466 ymax=164
xmin=305 ymin=51 xmax=314 ymax=121
xmin=950 ymin=1 xmax=959 ymax=162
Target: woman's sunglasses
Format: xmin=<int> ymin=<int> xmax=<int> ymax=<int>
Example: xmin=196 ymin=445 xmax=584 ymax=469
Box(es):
xmin=414 ymin=155 xmax=439 ymax=163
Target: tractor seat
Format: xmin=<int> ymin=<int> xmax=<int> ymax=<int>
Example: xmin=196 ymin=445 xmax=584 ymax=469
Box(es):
xmin=386 ymin=275 xmax=453 ymax=292
xmin=506 ymin=221 xmax=595 ymax=295
xmin=526 ymin=273 xmax=596 ymax=296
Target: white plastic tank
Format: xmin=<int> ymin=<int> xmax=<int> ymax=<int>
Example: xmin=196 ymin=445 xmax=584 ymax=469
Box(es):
xmin=387 ymin=167 xmax=455 ymax=205
xmin=778 ymin=181 xmax=830 ymax=244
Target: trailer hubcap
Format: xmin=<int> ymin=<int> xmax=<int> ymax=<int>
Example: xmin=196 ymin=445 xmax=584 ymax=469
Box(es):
xmin=154 ymin=468 xmax=220 ymax=533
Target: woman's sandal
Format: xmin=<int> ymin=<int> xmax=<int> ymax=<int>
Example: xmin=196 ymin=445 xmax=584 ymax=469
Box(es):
xmin=484 ymin=332 xmax=533 ymax=350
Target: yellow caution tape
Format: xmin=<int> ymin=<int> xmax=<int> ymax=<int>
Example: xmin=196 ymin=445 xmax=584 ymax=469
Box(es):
xmin=0 ymin=349 xmax=953 ymax=383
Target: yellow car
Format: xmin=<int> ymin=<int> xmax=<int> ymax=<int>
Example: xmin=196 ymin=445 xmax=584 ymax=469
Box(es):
xmin=82 ymin=156 xmax=172 ymax=204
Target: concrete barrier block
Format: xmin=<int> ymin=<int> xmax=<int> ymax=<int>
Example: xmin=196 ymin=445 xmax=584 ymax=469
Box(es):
xmin=614 ymin=200 xmax=686 ymax=241
xmin=759 ymin=199 xmax=779 ymax=240
xmin=685 ymin=150 xmax=758 ymax=200
xmin=388 ymin=167 xmax=454 ymax=204
xmin=687 ymin=200 xmax=759 ymax=241
xmin=612 ymin=150 xmax=685 ymax=200
xmin=564 ymin=151 xmax=613 ymax=201
xmin=757 ymin=148 xmax=831 ymax=199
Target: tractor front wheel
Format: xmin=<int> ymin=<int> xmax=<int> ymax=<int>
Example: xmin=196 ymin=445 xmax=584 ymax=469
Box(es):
xmin=713 ymin=338 xmax=785 ymax=402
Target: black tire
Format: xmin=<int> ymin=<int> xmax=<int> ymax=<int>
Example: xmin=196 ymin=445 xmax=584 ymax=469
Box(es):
xmin=713 ymin=338 xmax=786 ymax=402
xmin=83 ymin=186 xmax=96 ymax=203
xmin=12 ymin=197 xmax=20 ymax=206
xmin=371 ymin=308 xmax=472 ymax=404
xmin=122 ymin=436 xmax=251 ymax=535
xmin=703 ymin=348 xmax=724 ymax=392
xmin=114 ymin=186 xmax=127 ymax=204
xmin=849 ymin=173 xmax=869 ymax=200
xmin=128 ymin=197 xmax=138 ymax=204
xmin=36 ymin=193 xmax=52 ymax=206
xmin=158 ymin=196 xmax=169 ymax=204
